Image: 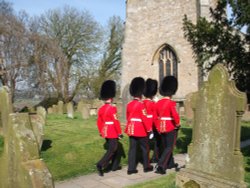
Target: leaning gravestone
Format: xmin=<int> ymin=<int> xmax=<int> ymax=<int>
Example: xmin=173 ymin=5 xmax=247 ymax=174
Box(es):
xmin=176 ymin=64 xmax=247 ymax=187
xmin=0 ymin=87 xmax=54 ymax=188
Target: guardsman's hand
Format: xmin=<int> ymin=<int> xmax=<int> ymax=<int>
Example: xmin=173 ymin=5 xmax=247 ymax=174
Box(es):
xmin=118 ymin=134 xmax=124 ymax=139
xmin=175 ymin=125 xmax=181 ymax=131
xmin=148 ymin=131 xmax=154 ymax=139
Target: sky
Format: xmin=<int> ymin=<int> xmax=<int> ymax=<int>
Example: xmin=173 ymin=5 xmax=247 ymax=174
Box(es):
xmin=11 ymin=0 xmax=126 ymax=26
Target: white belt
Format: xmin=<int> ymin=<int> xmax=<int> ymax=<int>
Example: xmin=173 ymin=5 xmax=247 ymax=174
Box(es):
xmin=130 ymin=118 xmax=142 ymax=122
xmin=105 ymin=121 xmax=114 ymax=125
xmin=160 ymin=117 xmax=173 ymax=120
xmin=147 ymin=115 xmax=153 ymax=118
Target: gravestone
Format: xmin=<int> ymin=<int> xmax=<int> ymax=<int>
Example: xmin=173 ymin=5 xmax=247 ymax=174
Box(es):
xmin=52 ymin=105 xmax=57 ymax=113
xmin=184 ymin=92 xmax=195 ymax=124
xmin=0 ymin=87 xmax=13 ymax=135
xmin=57 ymin=101 xmax=64 ymax=115
xmin=37 ymin=106 xmax=47 ymax=122
xmin=0 ymin=87 xmax=54 ymax=188
xmin=28 ymin=106 xmax=36 ymax=113
xmin=77 ymin=100 xmax=84 ymax=112
xmin=66 ymin=102 xmax=74 ymax=119
xmin=89 ymin=108 xmax=97 ymax=116
xmin=92 ymin=99 xmax=103 ymax=110
xmin=116 ymin=100 xmax=123 ymax=120
xmin=176 ymin=64 xmax=247 ymax=187
xmin=30 ymin=114 xmax=45 ymax=151
xmin=81 ymin=104 xmax=90 ymax=120
xmin=47 ymin=107 xmax=53 ymax=114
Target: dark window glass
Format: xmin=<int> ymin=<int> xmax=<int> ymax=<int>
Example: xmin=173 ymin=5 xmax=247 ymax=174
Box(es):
xmin=159 ymin=46 xmax=178 ymax=81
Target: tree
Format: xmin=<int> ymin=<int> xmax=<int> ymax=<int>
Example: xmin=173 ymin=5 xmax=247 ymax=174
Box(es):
xmin=91 ymin=16 xmax=124 ymax=98
xmin=30 ymin=6 xmax=103 ymax=102
xmin=0 ymin=0 xmax=30 ymax=101
xmin=182 ymin=0 xmax=250 ymax=99
xmin=228 ymin=0 xmax=250 ymax=35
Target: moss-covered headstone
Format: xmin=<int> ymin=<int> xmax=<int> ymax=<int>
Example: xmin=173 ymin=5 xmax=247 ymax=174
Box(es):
xmin=0 ymin=87 xmax=54 ymax=188
xmin=176 ymin=64 xmax=247 ymax=187
xmin=0 ymin=87 xmax=13 ymax=135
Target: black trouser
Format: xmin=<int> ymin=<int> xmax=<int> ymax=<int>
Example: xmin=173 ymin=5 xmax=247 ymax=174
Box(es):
xmin=128 ymin=136 xmax=150 ymax=171
xmin=157 ymin=130 xmax=177 ymax=170
xmin=151 ymin=129 xmax=162 ymax=161
xmin=97 ymin=138 xmax=119 ymax=170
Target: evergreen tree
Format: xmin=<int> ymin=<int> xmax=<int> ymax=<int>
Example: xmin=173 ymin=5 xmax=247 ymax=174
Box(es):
xmin=183 ymin=0 xmax=250 ymax=101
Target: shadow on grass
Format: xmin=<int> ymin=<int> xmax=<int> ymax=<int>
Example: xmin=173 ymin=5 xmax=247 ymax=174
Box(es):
xmin=41 ymin=139 xmax=52 ymax=151
xmin=176 ymin=127 xmax=192 ymax=153
xmin=242 ymin=147 xmax=250 ymax=169
xmin=0 ymin=135 xmax=4 ymax=157
xmin=241 ymin=125 xmax=250 ymax=141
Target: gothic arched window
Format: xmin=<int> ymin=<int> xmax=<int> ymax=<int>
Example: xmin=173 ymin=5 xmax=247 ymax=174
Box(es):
xmin=159 ymin=45 xmax=178 ymax=83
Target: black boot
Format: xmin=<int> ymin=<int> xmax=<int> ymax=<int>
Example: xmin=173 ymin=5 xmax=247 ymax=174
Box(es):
xmin=155 ymin=166 xmax=166 ymax=175
xmin=96 ymin=164 xmax=103 ymax=176
xmin=143 ymin=165 xmax=153 ymax=172
xmin=127 ymin=169 xmax=138 ymax=175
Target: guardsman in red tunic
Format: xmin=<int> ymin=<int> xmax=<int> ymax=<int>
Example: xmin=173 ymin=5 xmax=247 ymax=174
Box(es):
xmin=143 ymin=78 xmax=161 ymax=163
xmin=154 ymin=76 xmax=180 ymax=175
xmin=96 ymin=80 xmax=123 ymax=176
xmin=124 ymin=77 xmax=153 ymax=175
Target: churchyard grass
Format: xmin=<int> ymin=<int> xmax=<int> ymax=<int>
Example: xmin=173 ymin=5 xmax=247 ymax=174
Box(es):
xmin=0 ymin=115 xmax=249 ymax=185
xmin=242 ymin=146 xmax=250 ymax=187
xmin=40 ymin=113 xmax=129 ymax=181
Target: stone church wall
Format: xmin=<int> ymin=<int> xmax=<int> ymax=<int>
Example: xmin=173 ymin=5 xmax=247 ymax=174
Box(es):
xmin=121 ymin=0 xmax=217 ymax=99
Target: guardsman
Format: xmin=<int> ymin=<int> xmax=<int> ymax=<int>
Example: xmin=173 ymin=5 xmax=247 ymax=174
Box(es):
xmin=154 ymin=76 xmax=180 ymax=175
xmin=96 ymin=80 xmax=123 ymax=176
xmin=124 ymin=77 xmax=153 ymax=175
xmin=143 ymin=78 xmax=161 ymax=163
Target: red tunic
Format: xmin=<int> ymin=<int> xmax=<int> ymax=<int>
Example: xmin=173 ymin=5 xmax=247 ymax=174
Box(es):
xmin=143 ymin=99 xmax=157 ymax=130
xmin=97 ymin=103 xmax=122 ymax=138
xmin=125 ymin=98 xmax=152 ymax=137
xmin=154 ymin=98 xmax=180 ymax=133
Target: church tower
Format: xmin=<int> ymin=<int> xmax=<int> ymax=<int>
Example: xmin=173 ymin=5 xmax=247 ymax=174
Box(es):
xmin=121 ymin=0 xmax=217 ymax=100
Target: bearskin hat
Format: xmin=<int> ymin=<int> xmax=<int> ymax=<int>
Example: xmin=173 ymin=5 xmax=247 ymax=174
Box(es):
xmin=129 ymin=77 xmax=145 ymax=97
xmin=160 ymin=76 xmax=178 ymax=96
xmin=143 ymin=78 xmax=158 ymax=98
xmin=100 ymin=80 xmax=116 ymax=100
